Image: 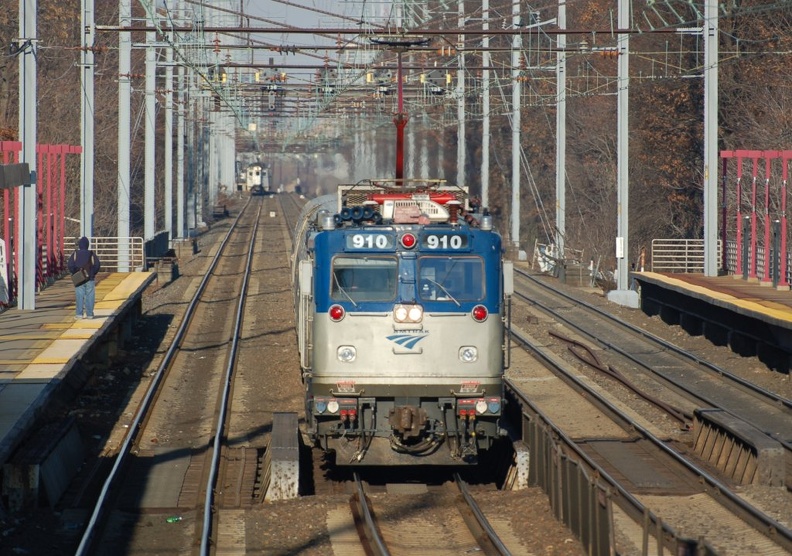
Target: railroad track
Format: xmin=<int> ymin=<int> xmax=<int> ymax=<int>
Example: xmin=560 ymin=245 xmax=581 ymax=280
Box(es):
xmin=74 ymin=198 xmax=264 ymax=554
xmin=350 ymin=473 xmax=511 ymax=555
xmin=505 ymin=268 xmax=792 ymax=554
xmin=513 ymin=269 xmax=792 ymax=487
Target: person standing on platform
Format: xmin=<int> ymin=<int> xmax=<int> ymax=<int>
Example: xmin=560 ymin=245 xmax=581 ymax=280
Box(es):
xmin=67 ymin=236 xmax=101 ymax=319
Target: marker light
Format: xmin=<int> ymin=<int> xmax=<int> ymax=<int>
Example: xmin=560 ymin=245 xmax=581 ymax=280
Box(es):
xmin=400 ymin=233 xmax=417 ymax=248
xmin=329 ymin=304 xmax=345 ymax=321
xmin=471 ymin=305 xmax=488 ymax=322
xmin=459 ymin=346 xmax=478 ymax=363
xmin=337 ymin=346 xmax=357 ymax=362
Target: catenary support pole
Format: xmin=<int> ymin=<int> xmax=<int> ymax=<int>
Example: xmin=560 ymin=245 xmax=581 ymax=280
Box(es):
xmin=607 ymin=0 xmax=639 ymax=307
xmin=80 ymin=0 xmax=95 ymax=239
xmin=117 ymin=0 xmax=131 ymax=271
xmin=18 ymin=0 xmax=37 ymax=310
xmin=145 ymin=30 xmax=157 ymax=241
xmin=510 ymin=0 xmax=521 ymax=252
xmin=555 ymin=0 xmax=567 ymax=267
xmin=481 ymin=0 xmax=490 ymax=208
xmin=703 ymin=0 xmax=719 ymax=276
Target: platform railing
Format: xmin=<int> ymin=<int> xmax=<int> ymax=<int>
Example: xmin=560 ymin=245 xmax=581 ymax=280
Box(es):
xmin=64 ymin=237 xmax=145 ymax=272
xmin=650 ymin=239 xmax=723 ymax=273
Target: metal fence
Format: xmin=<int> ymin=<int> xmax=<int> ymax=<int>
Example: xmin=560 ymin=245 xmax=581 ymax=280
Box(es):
xmin=650 ymin=239 xmax=722 ymax=273
xmin=651 ymin=238 xmax=792 ymax=286
xmin=64 ymin=237 xmax=145 ymax=272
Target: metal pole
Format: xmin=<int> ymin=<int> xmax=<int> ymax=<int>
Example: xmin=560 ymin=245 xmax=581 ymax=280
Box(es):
xmin=510 ymin=0 xmax=521 ymax=251
xmin=555 ymin=0 xmax=567 ymax=266
xmin=616 ymin=0 xmax=629 ymax=291
xmin=177 ymin=62 xmax=186 ymax=239
xmin=703 ymin=0 xmax=719 ymax=276
xmin=608 ymin=0 xmax=640 ymax=307
xmin=18 ymin=0 xmax=37 ymax=310
xmin=165 ymin=39 xmax=174 ymax=242
xmin=80 ymin=0 xmax=95 ymax=238
xmin=145 ymin=30 xmax=157 ymax=241
xmin=394 ymin=51 xmax=407 ymax=180
xmin=117 ymin=0 xmax=131 ymax=271
xmin=481 ymin=0 xmax=490 ymax=208
xmin=456 ymin=0 xmax=465 ymax=187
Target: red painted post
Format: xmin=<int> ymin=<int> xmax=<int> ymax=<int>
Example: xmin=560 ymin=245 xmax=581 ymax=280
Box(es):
xmin=46 ymin=145 xmax=55 ymax=280
xmin=735 ymin=152 xmax=744 ymax=273
xmin=762 ymin=151 xmax=780 ymax=283
xmin=781 ymin=152 xmax=791 ymax=288
xmin=59 ymin=146 xmax=67 ymax=271
xmin=52 ymin=145 xmax=62 ymax=273
xmin=720 ymin=151 xmax=734 ymax=273
xmin=394 ymin=51 xmax=408 ymax=181
xmin=749 ymin=150 xmax=762 ymax=279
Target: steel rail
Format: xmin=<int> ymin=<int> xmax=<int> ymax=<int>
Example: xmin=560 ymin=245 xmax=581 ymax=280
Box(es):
xmin=453 ymin=474 xmax=511 ymax=555
xmin=351 ymin=473 xmax=390 ymax=556
xmin=200 ymin=203 xmax=263 ymax=554
xmin=74 ymin=198 xmax=253 ymax=556
xmin=515 ymin=268 xmax=792 ymax=414
xmin=508 ymin=326 xmax=792 ymax=553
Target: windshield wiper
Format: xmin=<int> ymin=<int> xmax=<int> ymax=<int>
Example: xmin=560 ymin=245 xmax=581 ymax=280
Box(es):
xmin=424 ymin=278 xmax=460 ymax=307
xmin=332 ymin=273 xmax=358 ymax=307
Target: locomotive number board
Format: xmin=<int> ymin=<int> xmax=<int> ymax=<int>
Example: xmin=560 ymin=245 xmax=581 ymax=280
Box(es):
xmin=345 ymin=233 xmax=396 ymax=250
xmin=420 ymin=233 xmax=469 ymax=250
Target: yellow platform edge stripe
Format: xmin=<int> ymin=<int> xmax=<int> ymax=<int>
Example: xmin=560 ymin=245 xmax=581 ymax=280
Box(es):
xmin=639 ymin=272 xmax=792 ymax=324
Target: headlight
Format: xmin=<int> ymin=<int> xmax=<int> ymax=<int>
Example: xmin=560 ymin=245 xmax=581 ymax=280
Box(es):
xmin=337 ymin=346 xmax=357 ymax=362
xmin=475 ymin=400 xmax=488 ymax=414
xmin=394 ymin=304 xmax=423 ymax=323
xmin=394 ymin=305 xmax=408 ymax=321
xmin=407 ymin=305 xmax=423 ymax=322
xmin=459 ymin=346 xmax=478 ymax=362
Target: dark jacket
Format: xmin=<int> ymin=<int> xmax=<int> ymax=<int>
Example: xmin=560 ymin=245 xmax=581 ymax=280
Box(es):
xmin=68 ymin=237 xmax=101 ymax=280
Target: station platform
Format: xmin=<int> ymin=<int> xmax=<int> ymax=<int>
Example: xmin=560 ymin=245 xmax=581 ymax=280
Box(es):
xmin=0 ymin=272 xmax=155 ymax=472
xmin=633 ymin=272 xmax=792 ymax=373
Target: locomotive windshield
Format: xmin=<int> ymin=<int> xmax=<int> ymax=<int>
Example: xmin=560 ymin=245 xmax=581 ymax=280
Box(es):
xmin=418 ymin=256 xmax=484 ymax=302
xmin=331 ymin=256 xmax=398 ymax=303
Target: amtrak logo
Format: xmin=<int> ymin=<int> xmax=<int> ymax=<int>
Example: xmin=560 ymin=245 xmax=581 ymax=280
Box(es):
xmin=387 ymin=331 xmax=428 ymax=350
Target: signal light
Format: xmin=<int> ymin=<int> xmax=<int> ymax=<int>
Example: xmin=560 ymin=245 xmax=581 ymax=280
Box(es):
xmin=400 ymin=233 xmax=417 ymax=248
xmin=329 ymin=304 xmax=345 ymax=321
xmin=471 ymin=305 xmax=488 ymax=322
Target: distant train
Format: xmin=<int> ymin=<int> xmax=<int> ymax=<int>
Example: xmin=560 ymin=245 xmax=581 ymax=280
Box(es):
xmin=292 ymin=180 xmax=513 ymax=465
xmin=242 ymin=163 xmax=271 ymax=194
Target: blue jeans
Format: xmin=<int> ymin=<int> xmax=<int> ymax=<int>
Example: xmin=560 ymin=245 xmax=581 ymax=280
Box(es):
xmin=75 ymin=280 xmax=96 ymax=317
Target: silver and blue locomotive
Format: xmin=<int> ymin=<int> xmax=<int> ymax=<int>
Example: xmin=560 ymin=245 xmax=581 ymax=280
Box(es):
xmin=293 ymin=180 xmax=513 ymax=465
